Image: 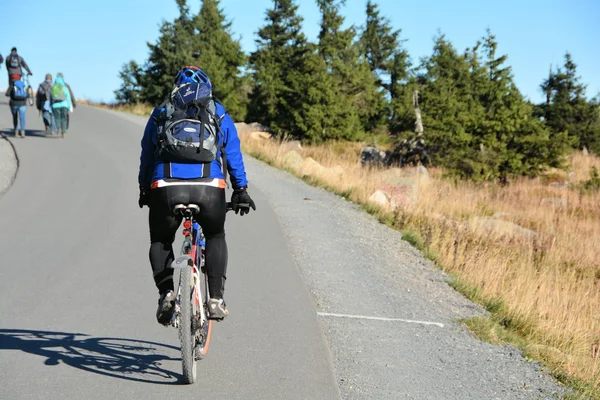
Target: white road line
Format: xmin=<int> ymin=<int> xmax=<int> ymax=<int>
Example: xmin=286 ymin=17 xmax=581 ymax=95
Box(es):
xmin=317 ymin=312 xmax=445 ymax=328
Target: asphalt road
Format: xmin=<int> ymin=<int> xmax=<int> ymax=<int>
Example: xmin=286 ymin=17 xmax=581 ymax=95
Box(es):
xmin=0 ymin=101 xmax=567 ymax=399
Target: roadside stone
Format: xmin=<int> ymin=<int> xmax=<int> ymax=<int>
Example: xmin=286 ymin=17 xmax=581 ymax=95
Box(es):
xmin=549 ymin=181 xmax=570 ymax=189
xmin=235 ymin=122 xmax=269 ymax=138
xmin=360 ymin=146 xmax=386 ymax=166
xmin=541 ymin=197 xmax=568 ymax=208
xmin=329 ymin=166 xmax=344 ymax=176
xmin=250 ymin=131 xmax=272 ymax=140
xmin=492 ymin=212 xmax=511 ymax=220
xmin=469 ymin=216 xmax=538 ymax=241
xmin=380 ymin=183 xmax=418 ymax=210
xmin=280 ymin=140 xmax=302 ymax=153
xmin=300 ymin=157 xmax=327 ymax=176
xmin=282 ymin=150 xmax=304 ymax=169
xmin=368 ymin=190 xmax=391 ymax=210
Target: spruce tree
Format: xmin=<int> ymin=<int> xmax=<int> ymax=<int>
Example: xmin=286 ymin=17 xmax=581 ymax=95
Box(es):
xmin=360 ymin=1 xmax=408 ymax=93
xmin=115 ymin=60 xmax=142 ymax=104
xmin=193 ymin=0 xmax=248 ymax=121
xmin=473 ymin=31 xmax=568 ymax=178
xmin=247 ymin=0 xmax=309 ymax=135
xmin=295 ymin=48 xmax=362 ymax=142
xmin=139 ymin=0 xmax=195 ymax=105
xmin=418 ymin=32 xmax=569 ymax=179
xmin=316 ymin=0 xmax=384 ymax=136
xmin=418 ymin=35 xmax=480 ymax=175
xmin=539 ymin=53 xmax=600 ymax=153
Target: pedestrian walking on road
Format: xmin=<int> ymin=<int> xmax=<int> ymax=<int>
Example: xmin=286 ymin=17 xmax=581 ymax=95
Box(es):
xmin=50 ymin=75 xmax=72 ymax=138
xmin=56 ymin=73 xmax=76 ymax=130
xmin=36 ymin=74 xmax=54 ymax=134
xmin=7 ymin=77 xmax=29 ymax=137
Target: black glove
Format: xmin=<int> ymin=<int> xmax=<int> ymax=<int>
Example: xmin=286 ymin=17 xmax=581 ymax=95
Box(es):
xmin=231 ymin=187 xmax=256 ymax=216
xmin=138 ymin=186 xmax=150 ymax=208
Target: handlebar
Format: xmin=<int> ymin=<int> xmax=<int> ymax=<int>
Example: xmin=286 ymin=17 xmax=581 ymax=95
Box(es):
xmin=226 ymin=202 xmax=250 ymax=212
xmin=173 ymin=202 xmax=251 ymax=215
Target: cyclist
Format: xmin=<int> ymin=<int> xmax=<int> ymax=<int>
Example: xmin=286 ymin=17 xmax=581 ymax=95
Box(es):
xmin=5 ymin=47 xmax=32 ymax=88
xmin=138 ymin=66 xmax=256 ymax=325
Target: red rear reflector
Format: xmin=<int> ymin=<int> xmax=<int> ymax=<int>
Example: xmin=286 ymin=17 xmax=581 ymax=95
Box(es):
xmin=183 ymin=229 xmax=190 ymax=236
xmin=183 ymin=220 xmax=192 ymax=229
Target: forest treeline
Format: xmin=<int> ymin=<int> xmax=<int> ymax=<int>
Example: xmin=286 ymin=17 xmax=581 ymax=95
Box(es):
xmin=115 ymin=0 xmax=600 ymax=180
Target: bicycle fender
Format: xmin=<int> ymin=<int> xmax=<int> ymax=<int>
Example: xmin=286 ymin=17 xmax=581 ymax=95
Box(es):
xmin=171 ymin=255 xmax=193 ymax=269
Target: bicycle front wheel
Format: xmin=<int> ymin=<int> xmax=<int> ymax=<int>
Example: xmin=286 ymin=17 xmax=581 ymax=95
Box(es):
xmin=178 ymin=267 xmax=197 ymax=384
xmin=27 ymin=88 xmax=34 ymax=106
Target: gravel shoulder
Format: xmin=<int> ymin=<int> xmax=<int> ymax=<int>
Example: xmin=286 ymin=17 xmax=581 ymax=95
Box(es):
xmin=244 ymin=156 xmax=568 ymax=399
xmin=0 ymin=134 xmax=18 ymax=198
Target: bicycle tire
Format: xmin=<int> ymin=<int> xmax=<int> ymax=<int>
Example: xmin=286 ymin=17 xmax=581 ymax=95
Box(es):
xmin=27 ymin=87 xmax=34 ymax=106
xmin=197 ymin=270 xmax=213 ymax=357
xmin=178 ymin=267 xmax=197 ymax=384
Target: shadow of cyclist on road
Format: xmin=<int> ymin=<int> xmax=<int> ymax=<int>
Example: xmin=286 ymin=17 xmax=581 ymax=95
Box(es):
xmin=0 ymin=329 xmax=182 ymax=384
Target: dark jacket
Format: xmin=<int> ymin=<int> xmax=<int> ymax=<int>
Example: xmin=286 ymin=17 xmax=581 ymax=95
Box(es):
xmin=36 ymin=80 xmax=52 ymax=111
xmin=65 ymin=83 xmax=76 ymax=108
xmin=138 ymin=102 xmax=248 ymax=189
xmin=5 ymin=51 xmax=32 ymax=76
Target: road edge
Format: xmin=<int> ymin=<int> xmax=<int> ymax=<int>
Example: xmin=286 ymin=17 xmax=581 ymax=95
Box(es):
xmin=0 ymin=132 xmax=19 ymax=198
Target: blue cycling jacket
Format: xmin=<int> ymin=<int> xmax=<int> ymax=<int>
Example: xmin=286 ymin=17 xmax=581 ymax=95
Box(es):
xmin=138 ymin=102 xmax=249 ymax=189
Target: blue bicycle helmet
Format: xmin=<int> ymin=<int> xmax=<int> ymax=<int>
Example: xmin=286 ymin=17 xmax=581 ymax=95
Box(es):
xmin=174 ymin=66 xmax=212 ymax=89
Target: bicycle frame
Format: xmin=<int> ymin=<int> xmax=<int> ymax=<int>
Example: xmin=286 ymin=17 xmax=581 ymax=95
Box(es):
xmin=171 ymin=209 xmax=212 ymax=356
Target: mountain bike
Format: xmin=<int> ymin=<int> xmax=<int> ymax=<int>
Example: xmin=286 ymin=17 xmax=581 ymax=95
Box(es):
xmin=170 ymin=201 xmax=242 ymax=384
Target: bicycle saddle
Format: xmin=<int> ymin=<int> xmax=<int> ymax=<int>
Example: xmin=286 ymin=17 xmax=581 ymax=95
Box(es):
xmin=172 ymin=204 xmax=200 ymax=215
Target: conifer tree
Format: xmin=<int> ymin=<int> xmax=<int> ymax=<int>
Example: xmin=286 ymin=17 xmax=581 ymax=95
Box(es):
xmin=473 ymin=31 xmax=568 ymax=178
xmin=247 ymin=0 xmax=309 ymax=134
xmin=193 ymin=0 xmax=248 ymax=121
xmin=418 ymin=32 xmax=569 ymax=179
xmin=139 ymin=0 xmax=195 ymax=104
xmin=316 ymin=0 xmax=384 ymax=136
xmin=418 ymin=35 xmax=479 ymax=174
xmin=538 ymin=53 xmax=600 ymax=153
xmin=114 ymin=60 xmax=142 ymax=104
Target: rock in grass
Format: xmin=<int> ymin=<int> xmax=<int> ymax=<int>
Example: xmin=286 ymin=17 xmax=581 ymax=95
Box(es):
xmin=282 ymin=150 xmax=304 ymax=169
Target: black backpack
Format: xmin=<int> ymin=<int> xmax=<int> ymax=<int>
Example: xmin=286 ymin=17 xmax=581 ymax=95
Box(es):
xmin=154 ymin=81 xmax=227 ymax=169
xmin=9 ymin=54 xmax=19 ymax=69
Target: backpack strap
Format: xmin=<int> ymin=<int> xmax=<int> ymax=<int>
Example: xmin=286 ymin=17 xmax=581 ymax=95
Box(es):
xmin=213 ymin=102 xmax=229 ymax=188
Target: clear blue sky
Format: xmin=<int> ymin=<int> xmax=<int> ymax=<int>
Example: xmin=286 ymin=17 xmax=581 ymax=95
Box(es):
xmin=2 ymin=0 xmax=598 ymax=104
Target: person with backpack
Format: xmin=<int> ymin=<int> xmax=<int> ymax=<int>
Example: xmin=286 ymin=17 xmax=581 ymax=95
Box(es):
xmin=36 ymin=74 xmax=54 ymax=134
xmin=5 ymin=47 xmax=32 ymax=88
xmin=138 ymin=66 xmax=256 ymax=325
xmin=7 ymin=77 xmax=29 ymax=137
xmin=56 ymin=73 xmax=76 ymax=130
xmin=50 ymin=75 xmax=72 ymax=138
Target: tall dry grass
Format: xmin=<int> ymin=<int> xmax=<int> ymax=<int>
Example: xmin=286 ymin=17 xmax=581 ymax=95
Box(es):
xmin=81 ymin=100 xmax=153 ymax=117
xmin=242 ymin=135 xmax=600 ymax=396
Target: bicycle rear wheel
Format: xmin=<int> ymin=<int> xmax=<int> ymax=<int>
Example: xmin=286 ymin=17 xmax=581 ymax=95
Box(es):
xmin=178 ymin=267 xmax=197 ymax=384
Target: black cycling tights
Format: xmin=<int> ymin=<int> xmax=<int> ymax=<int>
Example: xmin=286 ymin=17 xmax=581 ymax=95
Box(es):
xmin=148 ymin=185 xmax=227 ymax=298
